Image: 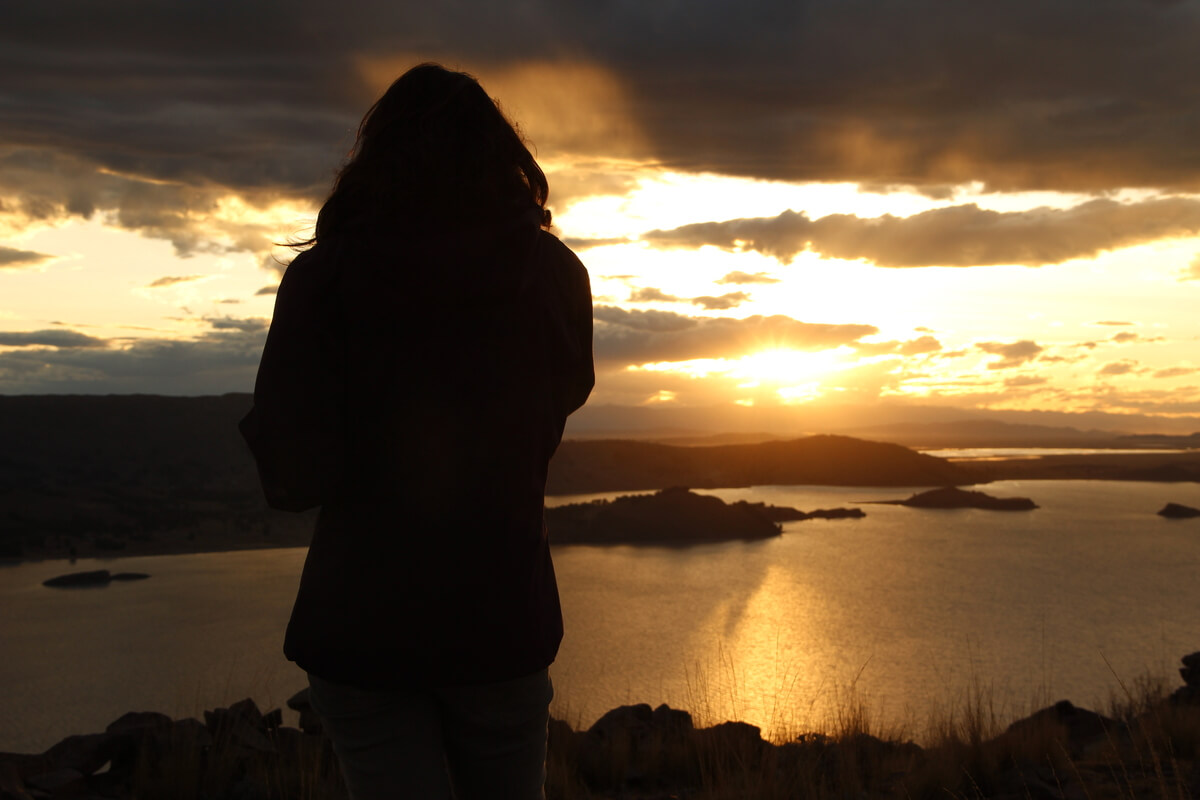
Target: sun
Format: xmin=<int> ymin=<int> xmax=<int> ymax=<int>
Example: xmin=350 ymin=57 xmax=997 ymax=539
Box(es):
xmin=728 ymin=348 xmax=850 ymax=386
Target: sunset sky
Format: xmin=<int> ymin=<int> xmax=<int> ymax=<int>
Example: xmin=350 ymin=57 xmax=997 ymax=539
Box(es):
xmin=3 ymin=1 xmax=1200 ymax=433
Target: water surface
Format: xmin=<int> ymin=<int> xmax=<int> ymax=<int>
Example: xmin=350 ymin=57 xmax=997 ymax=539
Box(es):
xmin=3 ymin=480 xmax=1198 ymax=751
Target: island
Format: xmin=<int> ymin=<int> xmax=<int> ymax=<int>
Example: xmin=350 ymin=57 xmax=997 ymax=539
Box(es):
xmin=546 ymin=488 xmax=789 ymax=544
xmin=43 ymin=570 xmax=151 ymax=588
xmin=873 ymin=486 xmax=1038 ymax=511
xmin=545 ymin=488 xmax=869 ymax=544
xmin=1158 ymin=502 xmax=1200 ymax=519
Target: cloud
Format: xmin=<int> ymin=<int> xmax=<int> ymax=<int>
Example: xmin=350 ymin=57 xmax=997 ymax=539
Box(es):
xmin=255 ymin=285 xmax=279 ymax=296
xmin=561 ymin=236 xmax=632 ymax=251
xmin=641 ymin=198 xmax=1200 ymax=268
xmin=1110 ymin=331 xmax=1164 ymax=344
xmin=1098 ymin=360 xmax=1141 ymax=376
xmin=628 ymin=288 xmax=753 ymax=309
xmin=205 ymin=316 xmax=268 ymax=333
xmin=1095 ymin=320 xmax=1135 ymax=326
xmin=978 ymin=340 xmax=1044 ymax=369
xmin=717 ymin=271 xmax=780 ymax=285
xmin=628 ymin=287 xmax=681 ymax=303
xmin=545 ymin=166 xmax=640 ymax=210
xmin=0 ymin=327 xmax=264 ymax=394
xmin=147 ymin=274 xmax=204 ymax=288
xmin=0 ymin=245 xmax=53 ymax=268
xmin=1004 ymin=375 xmax=1049 ymax=388
xmin=854 ymin=335 xmax=942 ymax=357
xmin=0 ymin=329 xmax=107 ymax=348
xmin=1184 ymin=253 xmax=1200 ymax=281
xmin=592 ymin=305 xmax=876 ymax=364
xmin=691 ymin=292 xmax=749 ymax=310
xmin=1154 ymin=366 xmax=1199 ymax=379
xmin=0 ymin=0 xmax=1197 ymax=268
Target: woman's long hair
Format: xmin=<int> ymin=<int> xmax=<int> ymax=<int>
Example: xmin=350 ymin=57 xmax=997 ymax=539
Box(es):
xmin=304 ymin=63 xmax=550 ymax=246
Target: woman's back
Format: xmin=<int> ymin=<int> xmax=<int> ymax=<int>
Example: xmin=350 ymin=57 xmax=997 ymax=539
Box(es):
xmin=277 ymin=220 xmax=593 ymax=688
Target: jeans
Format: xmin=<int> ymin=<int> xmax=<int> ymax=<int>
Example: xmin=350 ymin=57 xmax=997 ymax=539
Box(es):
xmin=306 ymin=669 xmax=553 ymax=800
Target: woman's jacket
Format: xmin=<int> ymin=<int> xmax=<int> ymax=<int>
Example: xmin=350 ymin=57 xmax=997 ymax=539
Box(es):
xmin=241 ymin=217 xmax=594 ymax=687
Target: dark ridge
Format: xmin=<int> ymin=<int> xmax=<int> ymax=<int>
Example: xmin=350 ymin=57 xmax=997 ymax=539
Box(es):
xmin=547 ymin=435 xmax=969 ymax=494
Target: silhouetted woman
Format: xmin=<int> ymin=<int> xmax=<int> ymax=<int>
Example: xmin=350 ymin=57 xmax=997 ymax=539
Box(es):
xmin=241 ymin=63 xmax=594 ymax=799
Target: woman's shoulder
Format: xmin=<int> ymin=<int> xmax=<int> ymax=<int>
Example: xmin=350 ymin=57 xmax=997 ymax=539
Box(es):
xmin=535 ymin=230 xmax=588 ymax=277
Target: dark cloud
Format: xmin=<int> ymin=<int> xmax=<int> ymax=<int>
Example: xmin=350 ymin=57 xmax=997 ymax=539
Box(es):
xmin=148 ymin=274 xmax=204 ymax=288
xmin=545 ymin=167 xmax=640 ymax=211
xmin=978 ymin=340 xmax=1044 ymax=369
xmin=205 ymin=316 xmax=268 ymax=333
xmin=0 ymin=322 xmax=265 ymax=394
xmin=593 ymin=306 xmax=698 ymax=333
xmin=0 ymin=329 xmax=108 ymax=348
xmin=592 ymin=304 xmax=876 ymax=364
xmin=716 ymin=271 xmax=780 ymax=285
xmin=628 ymin=287 xmax=681 ymax=303
xmin=691 ymin=292 xmax=749 ymax=310
xmin=255 ymin=285 xmax=279 ymax=295
xmin=0 ymin=245 xmax=53 ymax=268
xmin=1 ymin=0 xmax=1198 ymax=260
xmin=642 ymin=198 xmax=1200 ymax=268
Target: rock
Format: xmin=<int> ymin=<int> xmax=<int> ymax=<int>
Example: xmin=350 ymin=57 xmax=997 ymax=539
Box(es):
xmin=992 ymin=760 xmax=1070 ymax=800
xmin=1181 ymin=651 xmax=1200 ymax=687
xmin=286 ymin=687 xmax=311 ymax=712
xmin=42 ymin=733 xmax=116 ymax=775
xmin=883 ymin=486 xmax=1038 ymax=511
xmin=1001 ymin=700 xmax=1118 ymax=754
xmin=170 ymin=718 xmax=212 ymax=748
xmin=24 ymin=767 xmax=84 ymax=794
xmin=587 ymin=703 xmax=654 ymax=740
xmin=651 ymin=703 xmax=693 ymax=734
xmin=298 ymin=709 xmax=324 ymax=736
xmin=262 ymin=708 xmax=283 ymax=730
xmin=105 ymin=711 xmax=172 ymax=737
xmin=1158 ymin=503 xmax=1200 ymax=519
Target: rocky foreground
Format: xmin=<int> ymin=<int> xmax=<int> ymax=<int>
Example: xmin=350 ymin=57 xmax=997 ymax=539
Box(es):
xmin=5 ymin=653 xmax=1200 ymax=800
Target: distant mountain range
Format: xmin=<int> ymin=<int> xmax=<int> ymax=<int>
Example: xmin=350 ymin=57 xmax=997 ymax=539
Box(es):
xmin=566 ymin=402 xmax=1200 ymax=440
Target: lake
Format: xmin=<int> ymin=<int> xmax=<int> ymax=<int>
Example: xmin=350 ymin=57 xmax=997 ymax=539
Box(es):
xmin=2 ymin=479 xmax=1198 ymax=752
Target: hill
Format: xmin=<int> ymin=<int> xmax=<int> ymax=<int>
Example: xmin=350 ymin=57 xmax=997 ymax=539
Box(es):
xmin=546 ymin=435 xmax=969 ymax=494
